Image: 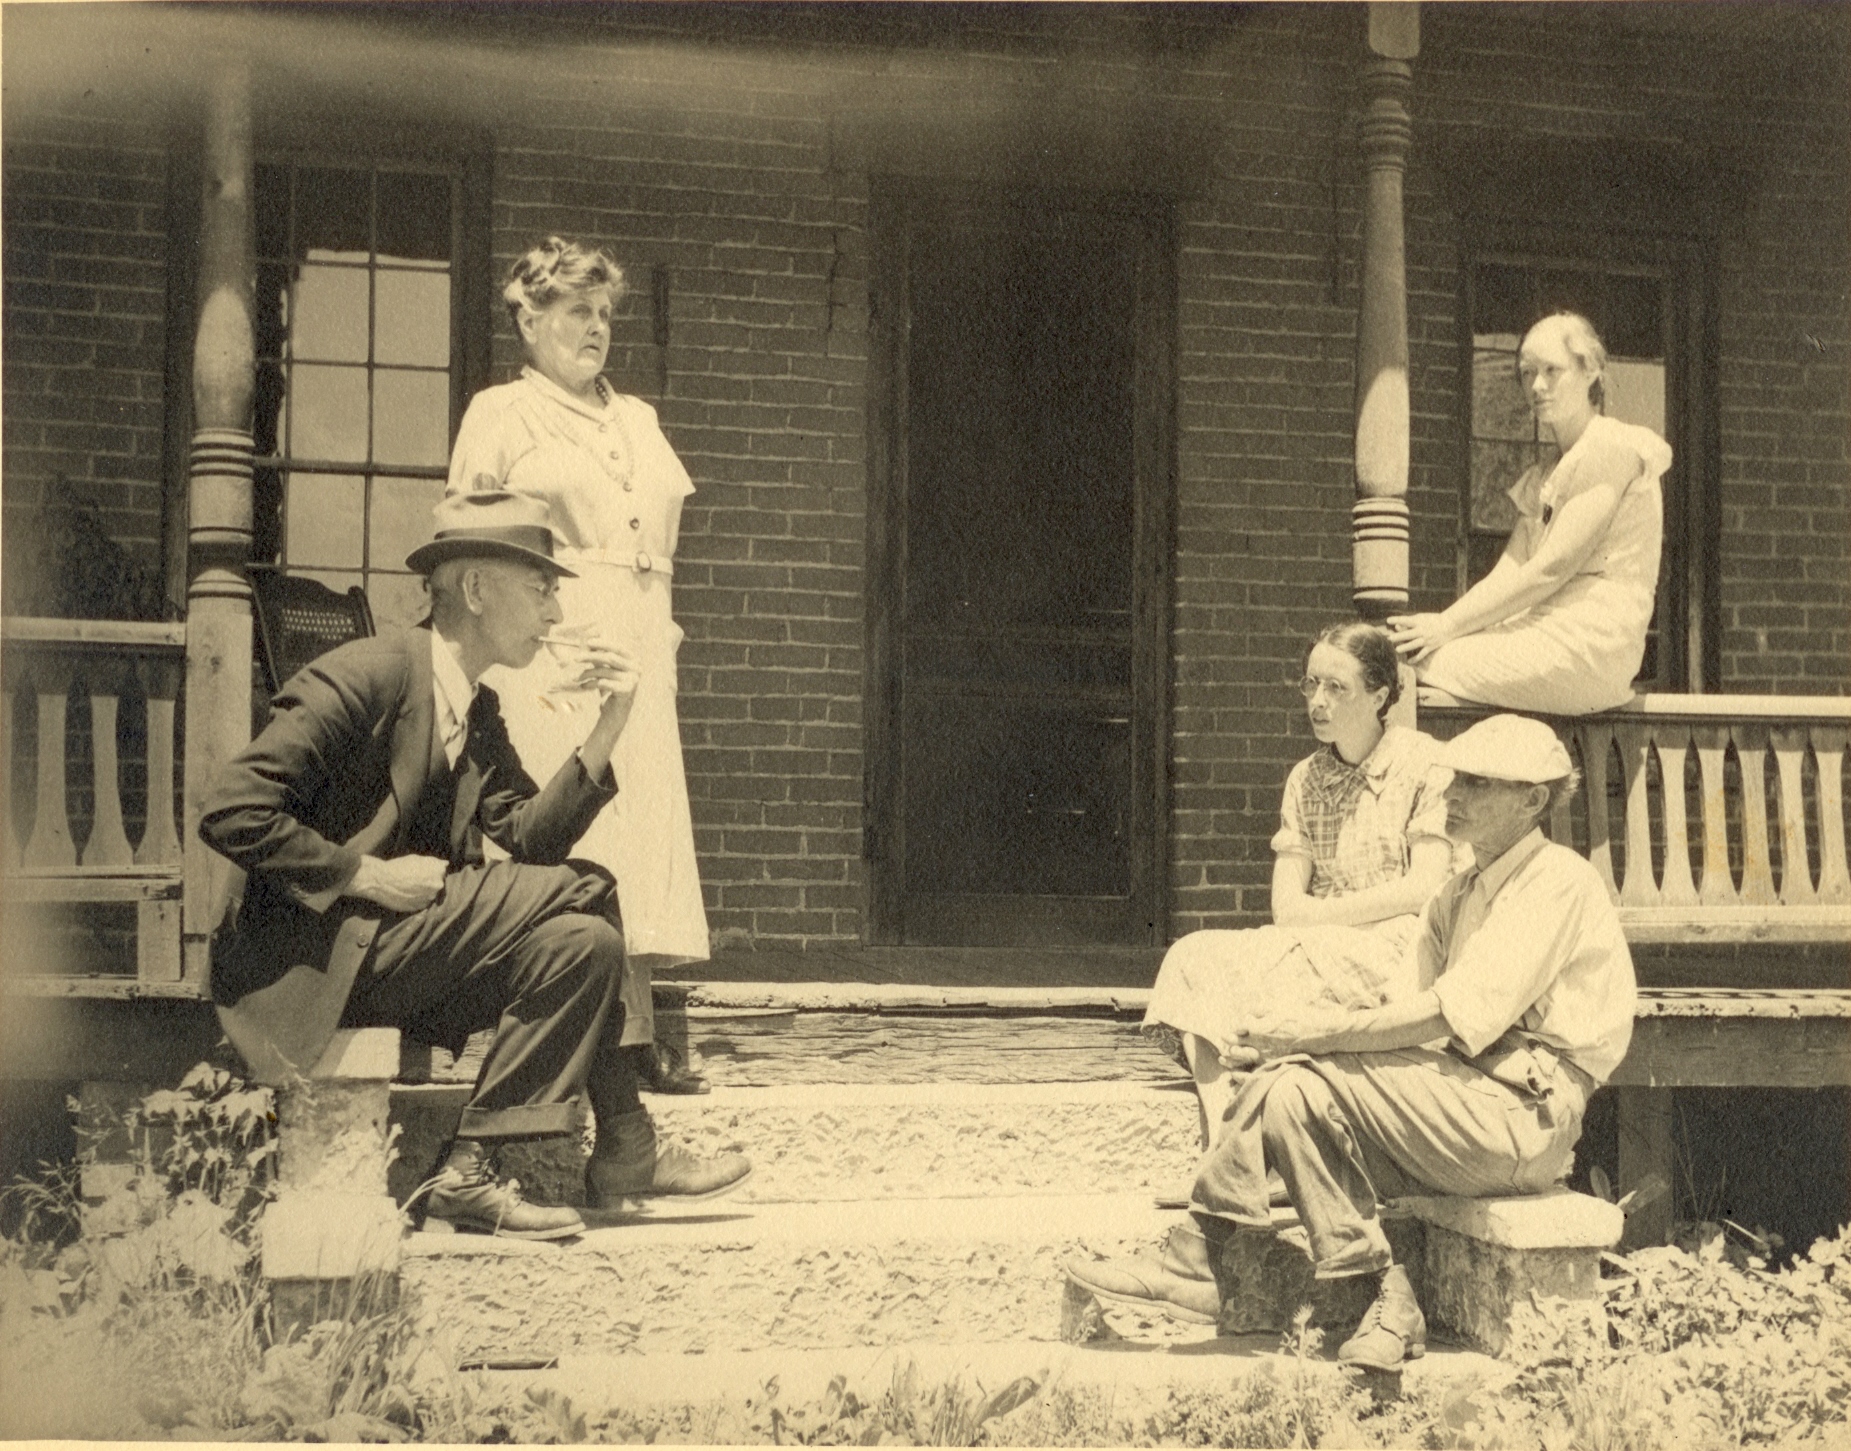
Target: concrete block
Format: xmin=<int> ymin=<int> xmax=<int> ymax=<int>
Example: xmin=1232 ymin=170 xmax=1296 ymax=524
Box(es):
xmin=1392 ymin=1190 xmax=1622 ymax=1250
xmin=308 ymin=1028 xmax=401 ymax=1082
xmin=1418 ymin=1224 xmax=1604 ymax=1357
xmin=277 ymin=1080 xmax=392 ymax=1195
xmin=263 ymin=1191 xmax=404 ymax=1280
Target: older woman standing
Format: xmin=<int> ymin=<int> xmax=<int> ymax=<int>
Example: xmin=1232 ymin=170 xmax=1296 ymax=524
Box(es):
xmin=1387 ymin=311 xmax=1671 ymax=715
xmin=449 ymin=238 xmax=710 ymax=1077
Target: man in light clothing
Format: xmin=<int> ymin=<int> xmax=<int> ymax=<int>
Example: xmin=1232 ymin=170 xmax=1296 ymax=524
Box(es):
xmin=1068 ymin=713 xmax=1635 ymax=1369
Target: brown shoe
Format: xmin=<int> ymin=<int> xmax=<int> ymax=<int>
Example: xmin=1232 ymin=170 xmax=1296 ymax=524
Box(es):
xmin=586 ymin=1110 xmax=752 ymax=1206
xmin=1336 ymin=1265 xmax=1426 ymax=1370
xmin=424 ymin=1165 xmax=584 ymax=1241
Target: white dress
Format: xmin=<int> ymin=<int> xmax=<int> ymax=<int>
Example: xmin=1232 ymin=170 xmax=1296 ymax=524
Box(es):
xmin=447 ymin=367 xmax=709 ymax=963
xmin=1419 ymin=415 xmax=1672 ymax=715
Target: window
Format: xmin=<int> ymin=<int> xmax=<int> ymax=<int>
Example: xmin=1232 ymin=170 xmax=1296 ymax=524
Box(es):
xmin=252 ymin=159 xmax=466 ymax=629
xmin=1462 ymin=242 xmax=1709 ymax=691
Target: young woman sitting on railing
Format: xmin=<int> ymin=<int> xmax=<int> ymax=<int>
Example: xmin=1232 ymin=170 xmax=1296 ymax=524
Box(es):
xmin=1387 ymin=311 xmax=1672 ymax=716
xmin=1144 ymin=622 xmax=1462 ymax=1146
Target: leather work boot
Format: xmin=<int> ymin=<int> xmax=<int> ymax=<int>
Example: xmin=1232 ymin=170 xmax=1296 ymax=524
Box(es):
xmin=1336 ymin=1264 xmax=1426 ymax=1370
xmin=1063 ymin=1246 xmax=1220 ymax=1325
xmin=423 ymin=1160 xmax=585 ymax=1241
xmin=585 ymin=1109 xmax=752 ymax=1207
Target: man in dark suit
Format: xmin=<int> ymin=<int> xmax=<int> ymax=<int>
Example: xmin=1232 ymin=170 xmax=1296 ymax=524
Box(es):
xmin=201 ymin=491 xmax=749 ymax=1239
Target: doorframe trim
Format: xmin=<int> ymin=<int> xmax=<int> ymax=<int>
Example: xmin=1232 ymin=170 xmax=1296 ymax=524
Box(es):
xmin=862 ymin=179 xmax=1177 ymax=950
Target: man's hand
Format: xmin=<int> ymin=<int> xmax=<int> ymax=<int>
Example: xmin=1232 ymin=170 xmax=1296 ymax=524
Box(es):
xmin=1219 ymin=1009 xmax=1347 ymax=1063
xmin=346 ymin=854 xmax=447 ymax=911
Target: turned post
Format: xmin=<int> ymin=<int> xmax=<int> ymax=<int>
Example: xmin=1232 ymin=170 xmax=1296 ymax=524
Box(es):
xmin=1351 ymin=3 xmax=1418 ymax=622
xmin=182 ymin=62 xmax=258 ymax=981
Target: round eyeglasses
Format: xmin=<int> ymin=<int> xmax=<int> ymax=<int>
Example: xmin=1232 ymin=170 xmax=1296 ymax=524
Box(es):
xmin=1299 ymin=676 xmax=1356 ymax=701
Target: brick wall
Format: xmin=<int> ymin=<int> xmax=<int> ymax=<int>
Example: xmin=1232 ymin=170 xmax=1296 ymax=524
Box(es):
xmin=2 ymin=6 xmax=1843 ymax=952
xmin=1 ymin=100 xmax=169 ymax=581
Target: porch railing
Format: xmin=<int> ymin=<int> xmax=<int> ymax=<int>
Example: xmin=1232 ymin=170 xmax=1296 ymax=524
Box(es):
xmin=1422 ymin=695 xmax=1851 ymax=944
xmin=1 ymin=617 xmax=191 ymax=991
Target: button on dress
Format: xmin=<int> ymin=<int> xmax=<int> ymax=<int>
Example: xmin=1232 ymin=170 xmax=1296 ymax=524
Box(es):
xmin=447 ymin=367 xmax=708 ymax=962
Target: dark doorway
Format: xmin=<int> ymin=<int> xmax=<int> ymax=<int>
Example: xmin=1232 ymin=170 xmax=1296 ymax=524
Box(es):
xmin=867 ymin=187 xmax=1174 ymax=947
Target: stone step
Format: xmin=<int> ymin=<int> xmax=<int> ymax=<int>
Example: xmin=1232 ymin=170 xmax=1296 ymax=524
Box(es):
xmin=474 ymin=1335 xmax=1498 ymax=1437
xmin=390 ymin=1079 xmax=1205 ymax=1207
xmin=401 ymin=1192 xmax=1180 ymax=1362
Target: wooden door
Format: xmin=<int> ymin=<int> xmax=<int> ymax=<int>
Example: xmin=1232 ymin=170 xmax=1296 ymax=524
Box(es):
xmin=867 ymin=187 xmax=1173 ymax=947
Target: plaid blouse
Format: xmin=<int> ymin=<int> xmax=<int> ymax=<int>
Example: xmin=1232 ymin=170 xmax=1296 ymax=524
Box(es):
xmin=1270 ymin=725 xmax=1452 ymax=899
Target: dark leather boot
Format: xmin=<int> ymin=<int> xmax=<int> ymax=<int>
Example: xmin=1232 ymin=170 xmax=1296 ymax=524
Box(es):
xmin=585 ymin=1109 xmax=752 ymax=1206
xmin=1336 ymin=1264 xmax=1426 ymax=1370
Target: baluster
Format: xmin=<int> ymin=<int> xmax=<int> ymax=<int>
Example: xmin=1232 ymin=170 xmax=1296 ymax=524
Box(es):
xmin=1692 ymin=723 xmax=1735 ymax=905
xmin=23 ymin=655 xmax=76 ymax=869
xmin=1768 ymin=725 xmax=1818 ymax=905
xmin=1581 ymin=721 xmax=1618 ymax=902
xmin=1733 ymin=722 xmax=1777 ymax=906
xmin=1616 ymin=722 xmax=1657 ymax=907
xmin=81 ymin=658 xmax=134 ymax=868
xmin=1654 ymin=723 xmax=1698 ymax=908
xmin=1812 ymin=725 xmax=1850 ymax=906
xmin=134 ymin=653 xmax=183 ymax=866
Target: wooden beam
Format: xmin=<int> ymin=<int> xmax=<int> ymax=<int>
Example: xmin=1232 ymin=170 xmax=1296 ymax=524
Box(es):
xmin=181 ymin=60 xmax=257 ymax=983
xmin=1610 ymin=1014 xmax=1851 ymax=1089
xmin=1351 ymin=3 xmax=1418 ymax=619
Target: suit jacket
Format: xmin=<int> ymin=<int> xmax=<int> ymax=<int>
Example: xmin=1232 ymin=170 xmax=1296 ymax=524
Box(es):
xmin=199 ymin=625 xmax=616 ymax=1083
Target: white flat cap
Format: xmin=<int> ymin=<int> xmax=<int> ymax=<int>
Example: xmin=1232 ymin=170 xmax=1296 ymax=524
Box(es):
xmin=1439 ymin=714 xmax=1574 ymax=783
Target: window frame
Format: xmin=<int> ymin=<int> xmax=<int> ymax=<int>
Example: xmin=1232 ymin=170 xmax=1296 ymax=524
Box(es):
xmin=1456 ymin=219 xmax=1719 ymax=694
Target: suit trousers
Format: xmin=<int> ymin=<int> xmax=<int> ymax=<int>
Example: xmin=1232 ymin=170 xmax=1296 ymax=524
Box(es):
xmin=341 ymin=860 xmax=647 ymax=1139
xmin=1190 ymin=1047 xmax=1584 ymax=1279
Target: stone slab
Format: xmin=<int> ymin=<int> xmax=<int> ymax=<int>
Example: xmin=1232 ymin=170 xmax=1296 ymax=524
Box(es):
xmin=1391 ymin=1189 xmax=1622 ymax=1250
xmin=263 ymin=1190 xmax=404 ymax=1280
xmin=388 ymin=1081 xmax=1205 ymax=1207
xmin=401 ymin=1194 xmax=1181 ymax=1360
xmin=499 ymin=1336 xmax=1499 ymax=1425
xmin=1419 ymin=1223 xmax=1604 ymax=1358
xmin=308 ymin=1027 xmax=401 ymax=1081
xmin=278 ymin=1079 xmax=392 ymax=1195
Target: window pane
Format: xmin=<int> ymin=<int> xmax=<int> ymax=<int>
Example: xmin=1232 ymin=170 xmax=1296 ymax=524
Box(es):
xmin=285 ymin=473 xmax=365 ymax=569
xmin=288 ymin=364 xmax=369 ymax=461
xmin=370 ymin=474 xmax=445 ymax=569
xmin=366 ymin=571 xmax=431 ymax=633
xmin=1471 ymin=344 xmax=1533 ymax=442
xmin=375 ymin=268 xmax=451 ymax=366
xmin=372 ymin=369 xmax=449 ymax=466
xmin=290 ymin=264 xmax=369 ymax=363
xmin=295 ymin=567 xmax=365 ymax=600
xmin=295 ymin=167 xmax=371 ymax=259
xmin=376 ymin=172 xmax=452 ymax=264
xmin=1605 ymin=360 xmax=1666 ymax=434
xmin=255 ymin=164 xmax=290 ymax=260
xmin=1470 ymin=439 xmax=1544 ymax=534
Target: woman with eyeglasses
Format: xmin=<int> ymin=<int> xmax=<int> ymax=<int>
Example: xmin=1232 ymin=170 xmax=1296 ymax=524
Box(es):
xmin=1386 ymin=311 xmax=1671 ymax=714
xmin=446 ymin=238 xmax=709 ymax=1093
xmin=1144 ymin=621 xmax=1461 ymax=1146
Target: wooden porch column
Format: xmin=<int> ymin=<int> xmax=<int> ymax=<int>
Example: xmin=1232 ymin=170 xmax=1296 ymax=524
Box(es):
xmin=182 ymin=62 xmax=257 ymax=982
xmin=1351 ymin=3 xmax=1418 ymax=620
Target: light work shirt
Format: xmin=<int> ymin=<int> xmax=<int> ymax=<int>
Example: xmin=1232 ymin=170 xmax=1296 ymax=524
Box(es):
xmin=1423 ymin=828 xmax=1637 ymax=1084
